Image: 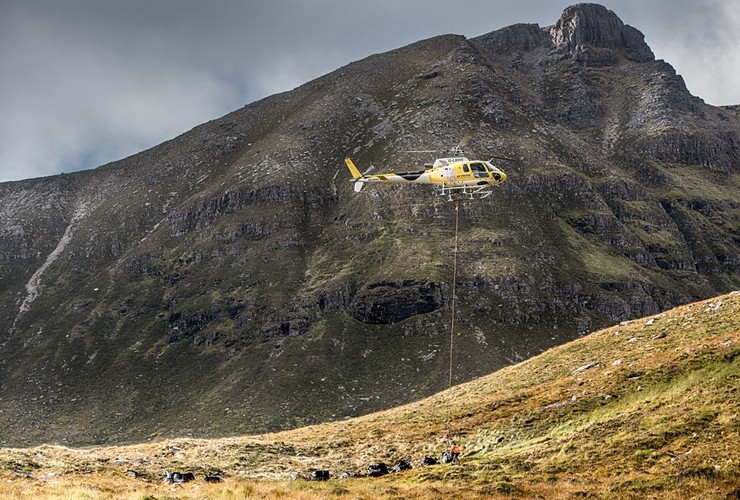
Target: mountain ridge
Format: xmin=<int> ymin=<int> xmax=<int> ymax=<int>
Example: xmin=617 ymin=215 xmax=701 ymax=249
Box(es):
xmin=0 ymin=3 xmax=738 ymax=447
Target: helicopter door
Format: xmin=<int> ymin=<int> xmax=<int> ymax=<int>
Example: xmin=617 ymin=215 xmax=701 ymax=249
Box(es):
xmin=458 ymin=163 xmax=473 ymax=181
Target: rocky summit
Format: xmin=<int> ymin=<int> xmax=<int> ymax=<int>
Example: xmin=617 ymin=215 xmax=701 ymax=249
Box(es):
xmin=0 ymin=3 xmax=738 ymax=447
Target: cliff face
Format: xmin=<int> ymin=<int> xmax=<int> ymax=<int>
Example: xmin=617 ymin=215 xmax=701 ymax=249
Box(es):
xmin=550 ymin=3 xmax=655 ymax=63
xmin=0 ymin=3 xmax=738 ymax=446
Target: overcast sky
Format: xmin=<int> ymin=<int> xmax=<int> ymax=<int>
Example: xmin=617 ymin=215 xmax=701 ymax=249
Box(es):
xmin=1 ymin=0 xmax=738 ymax=183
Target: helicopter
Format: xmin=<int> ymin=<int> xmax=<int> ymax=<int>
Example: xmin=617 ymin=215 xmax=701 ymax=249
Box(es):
xmin=344 ymin=131 xmax=509 ymax=200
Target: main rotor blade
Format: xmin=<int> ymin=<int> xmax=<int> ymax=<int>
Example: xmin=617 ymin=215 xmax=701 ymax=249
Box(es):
xmin=457 ymin=128 xmax=476 ymax=149
xmin=485 ymin=154 xmax=517 ymax=162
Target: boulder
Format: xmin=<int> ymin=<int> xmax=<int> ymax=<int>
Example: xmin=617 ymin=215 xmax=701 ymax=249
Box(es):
xmin=367 ymin=463 xmax=389 ymax=477
xmin=310 ymin=470 xmax=330 ymax=481
xmin=390 ymin=459 xmax=412 ymax=473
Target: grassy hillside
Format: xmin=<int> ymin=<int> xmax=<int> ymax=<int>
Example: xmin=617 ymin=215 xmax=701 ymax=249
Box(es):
xmin=1 ymin=291 xmax=737 ymax=498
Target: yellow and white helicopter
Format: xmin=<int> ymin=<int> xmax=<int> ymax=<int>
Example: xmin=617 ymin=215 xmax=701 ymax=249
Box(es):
xmin=345 ymin=133 xmax=509 ymax=200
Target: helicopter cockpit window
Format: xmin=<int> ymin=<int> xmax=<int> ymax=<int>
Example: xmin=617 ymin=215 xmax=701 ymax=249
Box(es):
xmin=470 ymin=162 xmax=487 ymax=178
xmin=463 ymin=164 xmax=470 ymax=173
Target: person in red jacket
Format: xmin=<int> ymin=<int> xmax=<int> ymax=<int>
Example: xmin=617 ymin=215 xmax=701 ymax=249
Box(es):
xmin=450 ymin=441 xmax=462 ymax=464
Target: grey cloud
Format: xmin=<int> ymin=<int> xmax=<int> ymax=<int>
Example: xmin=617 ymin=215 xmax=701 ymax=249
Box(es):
xmin=1 ymin=0 xmax=738 ymax=183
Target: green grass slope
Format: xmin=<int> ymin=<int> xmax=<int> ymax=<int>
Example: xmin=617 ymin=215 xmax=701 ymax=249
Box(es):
xmin=0 ymin=291 xmax=737 ymax=498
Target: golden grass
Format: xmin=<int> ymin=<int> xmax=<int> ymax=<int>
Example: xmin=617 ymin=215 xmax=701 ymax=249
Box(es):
xmin=1 ymin=292 xmax=739 ymax=498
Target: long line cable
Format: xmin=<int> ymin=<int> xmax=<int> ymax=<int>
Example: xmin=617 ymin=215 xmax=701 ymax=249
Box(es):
xmin=445 ymin=194 xmax=461 ymax=440
xmin=448 ymin=194 xmax=460 ymax=391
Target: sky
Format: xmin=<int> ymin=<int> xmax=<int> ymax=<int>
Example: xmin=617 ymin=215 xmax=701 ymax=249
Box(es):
xmin=1 ymin=0 xmax=739 ymax=183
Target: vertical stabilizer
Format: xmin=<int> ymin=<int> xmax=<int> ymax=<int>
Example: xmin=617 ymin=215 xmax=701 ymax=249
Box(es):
xmin=345 ymin=158 xmax=363 ymax=179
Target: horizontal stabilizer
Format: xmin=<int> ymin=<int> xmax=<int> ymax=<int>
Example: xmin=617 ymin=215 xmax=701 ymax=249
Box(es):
xmin=354 ymin=181 xmax=365 ymax=192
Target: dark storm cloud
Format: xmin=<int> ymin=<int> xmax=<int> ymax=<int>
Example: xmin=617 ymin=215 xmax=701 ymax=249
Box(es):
xmin=1 ymin=0 xmax=738 ymax=183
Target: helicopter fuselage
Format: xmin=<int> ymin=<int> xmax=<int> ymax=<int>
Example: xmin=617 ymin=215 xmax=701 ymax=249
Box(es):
xmin=346 ymin=157 xmax=506 ymax=192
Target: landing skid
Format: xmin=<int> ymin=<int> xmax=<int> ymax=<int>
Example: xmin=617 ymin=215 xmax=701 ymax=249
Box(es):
xmin=439 ymin=185 xmax=494 ymax=201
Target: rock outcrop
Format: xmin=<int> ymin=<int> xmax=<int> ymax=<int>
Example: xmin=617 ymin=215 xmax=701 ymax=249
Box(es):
xmin=550 ymin=3 xmax=654 ymax=63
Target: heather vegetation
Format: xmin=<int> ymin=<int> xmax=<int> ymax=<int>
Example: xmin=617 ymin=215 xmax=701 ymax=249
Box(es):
xmin=1 ymin=292 xmax=737 ymax=498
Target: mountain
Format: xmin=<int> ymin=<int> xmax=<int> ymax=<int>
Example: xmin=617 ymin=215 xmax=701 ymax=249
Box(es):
xmin=0 ymin=3 xmax=738 ymax=447
xmin=1 ymin=292 xmax=738 ymax=497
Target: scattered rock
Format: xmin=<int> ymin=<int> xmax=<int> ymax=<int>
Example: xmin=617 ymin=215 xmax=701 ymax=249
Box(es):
xmin=163 ymin=471 xmax=195 ymax=484
xmin=390 ymin=459 xmax=412 ymax=473
xmin=367 ymin=463 xmax=389 ymax=477
xmin=310 ymin=470 xmax=330 ymax=481
xmin=572 ymin=362 xmax=599 ymax=374
xmin=704 ymin=300 xmax=724 ymax=312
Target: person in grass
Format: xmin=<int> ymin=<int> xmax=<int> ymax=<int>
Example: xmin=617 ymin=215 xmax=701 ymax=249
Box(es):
xmin=450 ymin=441 xmax=462 ymax=464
